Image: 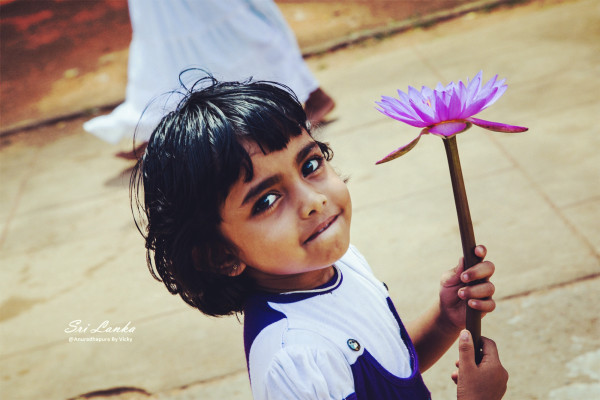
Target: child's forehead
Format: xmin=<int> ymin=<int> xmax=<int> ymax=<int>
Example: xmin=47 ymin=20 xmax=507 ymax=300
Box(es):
xmin=237 ymin=131 xmax=314 ymax=181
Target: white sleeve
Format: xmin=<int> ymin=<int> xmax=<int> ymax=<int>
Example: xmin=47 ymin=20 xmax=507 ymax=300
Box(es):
xmin=345 ymin=244 xmax=372 ymax=272
xmin=253 ymin=344 xmax=355 ymax=400
xmin=338 ymin=245 xmax=388 ymax=296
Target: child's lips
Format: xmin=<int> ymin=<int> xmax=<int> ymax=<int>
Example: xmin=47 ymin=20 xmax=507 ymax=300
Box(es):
xmin=304 ymin=214 xmax=339 ymax=244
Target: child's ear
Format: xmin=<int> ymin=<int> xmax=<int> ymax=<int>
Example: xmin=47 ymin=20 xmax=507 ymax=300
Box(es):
xmin=225 ymin=262 xmax=246 ymax=277
xmin=191 ymin=245 xmax=245 ymax=276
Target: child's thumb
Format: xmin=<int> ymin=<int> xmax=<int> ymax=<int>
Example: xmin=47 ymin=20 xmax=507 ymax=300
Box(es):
xmin=458 ymin=330 xmax=476 ymax=368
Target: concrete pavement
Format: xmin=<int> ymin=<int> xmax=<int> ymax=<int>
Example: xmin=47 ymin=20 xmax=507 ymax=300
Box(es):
xmin=1 ymin=0 xmax=599 ymax=399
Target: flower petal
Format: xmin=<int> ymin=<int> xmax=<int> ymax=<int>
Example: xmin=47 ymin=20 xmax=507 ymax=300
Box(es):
xmin=377 ymin=108 xmax=428 ymax=127
xmin=448 ymin=88 xmax=463 ymax=119
xmin=428 ymin=121 xmax=471 ymax=137
xmin=397 ymin=89 xmax=411 ymax=103
xmin=434 ymin=90 xmax=449 ymax=121
xmin=385 ymin=95 xmax=421 ymax=119
xmin=459 ymin=95 xmax=490 ymax=118
xmin=375 ymin=129 xmax=427 ymax=164
xmin=376 ymin=97 xmax=430 ymax=127
xmin=458 ymin=81 xmax=468 ymax=103
xmin=408 ymin=86 xmax=435 ymax=120
xmin=467 ymin=71 xmax=483 ymax=101
xmin=409 ymin=100 xmax=436 ymax=125
xmin=467 ymin=117 xmax=528 ymax=133
xmin=421 ymin=86 xmax=434 ymax=99
xmin=484 ymin=82 xmax=507 ymax=108
xmin=480 ymin=74 xmax=498 ymax=94
xmin=376 ymin=98 xmax=418 ymax=120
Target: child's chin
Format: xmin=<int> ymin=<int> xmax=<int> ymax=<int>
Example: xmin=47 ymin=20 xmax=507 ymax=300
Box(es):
xmin=319 ymin=239 xmax=351 ymax=266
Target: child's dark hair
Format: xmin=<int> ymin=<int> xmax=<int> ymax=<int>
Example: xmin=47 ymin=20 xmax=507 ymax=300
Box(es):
xmin=131 ymin=75 xmax=333 ymax=317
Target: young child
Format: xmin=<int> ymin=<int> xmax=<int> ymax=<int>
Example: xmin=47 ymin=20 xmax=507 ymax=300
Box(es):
xmin=131 ymin=76 xmax=508 ymax=400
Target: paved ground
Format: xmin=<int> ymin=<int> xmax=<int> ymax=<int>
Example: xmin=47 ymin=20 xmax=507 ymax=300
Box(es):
xmin=1 ymin=0 xmax=599 ymax=399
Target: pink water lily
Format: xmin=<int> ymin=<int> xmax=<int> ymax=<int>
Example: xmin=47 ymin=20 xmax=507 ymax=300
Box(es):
xmin=375 ymin=72 xmax=529 ymax=361
xmin=375 ymin=71 xmax=528 ymax=164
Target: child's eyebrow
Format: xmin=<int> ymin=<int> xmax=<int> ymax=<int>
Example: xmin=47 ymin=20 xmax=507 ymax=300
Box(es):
xmin=295 ymin=141 xmax=319 ymax=166
xmin=241 ymin=175 xmax=281 ymax=207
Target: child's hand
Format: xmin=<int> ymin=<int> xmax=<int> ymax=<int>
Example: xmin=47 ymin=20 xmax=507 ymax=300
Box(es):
xmin=453 ymin=330 xmax=508 ymax=400
xmin=438 ymin=245 xmax=496 ymax=332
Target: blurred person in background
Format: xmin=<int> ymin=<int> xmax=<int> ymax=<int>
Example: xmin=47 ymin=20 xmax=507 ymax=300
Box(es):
xmin=84 ymin=0 xmax=335 ymax=159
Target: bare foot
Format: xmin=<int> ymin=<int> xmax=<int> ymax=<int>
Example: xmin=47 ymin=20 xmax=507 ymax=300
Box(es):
xmin=116 ymin=141 xmax=148 ymax=160
xmin=305 ymin=88 xmax=335 ymax=125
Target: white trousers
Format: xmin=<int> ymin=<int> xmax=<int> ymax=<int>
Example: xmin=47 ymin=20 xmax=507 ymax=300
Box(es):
xmin=84 ymin=0 xmax=318 ymax=143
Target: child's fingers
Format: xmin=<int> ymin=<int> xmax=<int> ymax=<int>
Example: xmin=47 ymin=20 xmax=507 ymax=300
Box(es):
xmin=474 ymin=244 xmax=487 ymax=259
xmin=461 ymin=261 xmax=495 ymax=283
xmin=451 ymin=369 xmax=459 ymax=384
xmin=453 ymin=257 xmax=466 ymax=278
xmin=467 ymin=298 xmax=496 ymax=313
xmin=459 ymin=281 xmax=496 ymax=300
xmin=458 ymin=330 xmax=476 ymax=370
xmin=441 ymin=261 xmax=464 ymax=287
xmin=481 ymin=336 xmax=502 ymax=362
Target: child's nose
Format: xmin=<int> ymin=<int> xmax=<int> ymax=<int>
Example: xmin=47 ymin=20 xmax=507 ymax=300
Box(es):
xmin=299 ymin=185 xmax=327 ymax=218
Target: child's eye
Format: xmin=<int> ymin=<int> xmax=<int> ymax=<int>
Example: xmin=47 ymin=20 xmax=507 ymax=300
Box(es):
xmin=301 ymin=157 xmax=323 ymax=177
xmin=252 ymin=193 xmax=279 ymax=215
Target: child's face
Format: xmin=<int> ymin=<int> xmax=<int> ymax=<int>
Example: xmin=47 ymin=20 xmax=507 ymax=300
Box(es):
xmin=220 ymin=131 xmax=352 ymax=291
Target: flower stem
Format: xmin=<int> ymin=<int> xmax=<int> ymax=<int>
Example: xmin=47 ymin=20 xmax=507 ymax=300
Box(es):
xmin=443 ymin=135 xmax=483 ymax=364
